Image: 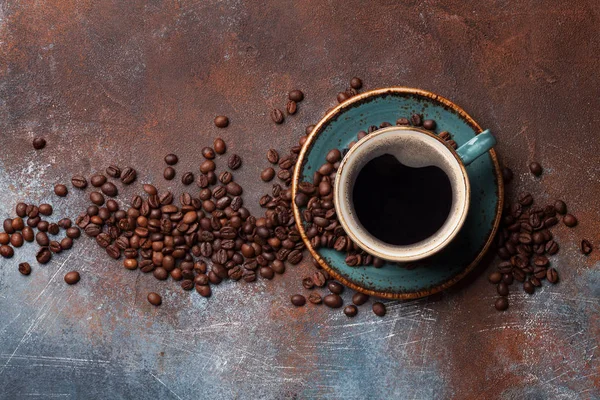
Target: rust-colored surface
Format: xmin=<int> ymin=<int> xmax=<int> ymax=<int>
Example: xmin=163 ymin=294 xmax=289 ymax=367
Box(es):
xmin=1 ymin=1 xmax=599 ymax=398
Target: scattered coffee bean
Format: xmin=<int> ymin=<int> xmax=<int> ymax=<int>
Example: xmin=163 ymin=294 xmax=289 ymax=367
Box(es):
xmin=350 ymin=77 xmax=362 ymax=90
xmin=308 ymin=292 xmax=322 ymax=304
xmin=489 ymin=271 xmax=502 ymax=284
xmin=289 ymin=90 xmax=304 ymax=102
xmin=523 ymin=280 xmax=535 ymax=294
xmin=106 ymin=165 xmax=121 ymax=178
xmin=529 ymin=162 xmax=543 ymax=176
xmin=336 ymin=92 xmax=350 ymax=103
xmin=165 ymin=154 xmax=179 ymax=165
xmin=581 ymin=239 xmax=592 ymax=255
xmin=271 ymin=109 xmax=284 ymax=124
xmin=163 ymin=167 xmax=175 ymax=180
xmin=343 ymin=305 xmax=358 ymax=317
xmin=120 ymin=167 xmax=137 ymax=184
xmin=54 ymin=184 xmax=68 ymax=197
xmin=563 ymin=214 xmax=577 ymax=227
xmin=546 ymin=268 xmax=559 ymax=283
xmin=71 ymin=176 xmax=88 ymax=189
xmin=352 ymin=292 xmax=369 ymax=306
xmin=372 ymin=302 xmax=386 ymax=316
xmin=328 ymin=281 xmax=344 ymax=294
xmin=228 ymin=154 xmax=242 ymax=170
xmin=410 ymin=113 xmax=422 ymax=126
xmin=90 ymin=191 xmax=105 ymax=206
xmin=0 ymin=245 xmax=14 ymax=258
xmin=38 ymin=203 xmax=53 ymax=216
xmin=214 ymin=115 xmax=229 ymax=128
xmin=291 ymin=294 xmax=306 ymax=307
xmin=554 ymin=200 xmax=567 ymax=215
xmin=495 ymin=297 xmax=509 ymax=311
xmin=422 ymin=119 xmax=436 ymax=130
xmin=101 ymin=182 xmax=118 ymax=197
xmin=147 ymin=292 xmax=162 ymax=306
xmin=33 ymin=137 xmax=46 ymax=150
xmin=286 ymin=100 xmax=297 ymax=115
xmin=261 ymin=168 xmax=275 ymax=182
xmin=181 ymin=172 xmax=194 ymax=185
xmin=213 ymin=138 xmax=227 ymax=154
xmin=323 ymin=294 xmax=343 ymax=308
xmin=18 ymin=262 xmax=31 ymax=276
xmin=497 ymin=282 xmax=509 ymax=296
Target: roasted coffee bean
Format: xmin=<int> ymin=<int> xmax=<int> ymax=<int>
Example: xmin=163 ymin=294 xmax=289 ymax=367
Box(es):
xmin=289 ymin=89 xmax=304 ymax=102
xmin=11 ymin=217 xmax=24 ymax=230
xmin=554 ymin=200 xmax=567 ymax=215
xmin=0 ymin=245 xmax=14 ymax=258
xmin=214 ymin=115 xmax=229 ymax=128
xmin=60 ymin=237 xmax=73 ymax=250
xmin=328 ymin=281 xmax=344 ymax=294
xmin=502 ymin=273 xmax=514 ymax=285
xmin=563 ymin=214 xmax=577 ymax=227
xmin=15 ymin=202 xmax=27 ymax=217
xmin=261 ymin=167 xmax=275 ymax=182
xmin=48 ymin=223 xmax=59 ymax=235
xmin=581 ymin=239 xmax=592 ymax=255
xmin=228 ymin=154 xmax=242 ymax=170
xmin=54 ymin=184 xmax=68 ymax=197
xmin=87 ymin=195 xmax=105 ymax=211
xmin=518 ymin=193 xmax=533 ymax=206
xmin=336 ymin=91 xmax=350 ymax=103
xmin=123 ymin=258 xmax=137 ymax=270
xmin=120 ymin=167 xmax=137 ymax=184
xmin=308 ymin=292 xmax=322 ymax=304
xmin=302 ymin=277 xmax=315 ymax=289
xmin=349 ymin=77 xmax=362 ymax=90
xmin=372 ymin=302 xmax=386 ymax=316
xmin=33 ymin=137 xmax=46 ymax=149
xmin=22 ymin=227 xmax=34 ymax=242
xmin=545 ymin=240 xmax=559 ymax=255
xmin=213 ymin=138 xmax=227 ymax=154
xmin=71 ymin=175 xmax=87 ymax=189
xmin=101 ymin=182 xmax=118 ymax=197
xmin=422 ymin=119 xmax=436 ymax=130
xmin=410 ymin=113 xmax=422 ymax=126
xmin=3 ymin=219 xmax=14 ymax=234
xmin=512 ymin=268 xmax=526 ymax=282
xmin=196 ymin=285 xmax=212 ymax=297
xmin=147 ymin=292 xmax=162 ymax=306
xmin=546 ymin=268 xmax=559 ymax=283
xmin=164 ymin=153 xmax=179 ymax=165
xmin=343 ymin=305 xmax=358 ymax=317
xmin=291 ymin=294 xmax=306 ymax=307
xmin=36 ymin=247 xmax=51 ymax=264
xmin=267 ymin=149 xmax=279 ymax=164
xmin=495 ymin=297 xmax=509 ymax=311
xmin=90 ymin=174 xmax=107 ymax=187
xmin=488 ymin=271 xmax=502 ymax=284
xmin=497 ymin=282 xmax=509 ymax=296
xmin=518 ymin=233 xmax=532 ymax=244
xmin=533 ymin=255 xmax=549 ymax=267
xmin=66 ymin=227 xmax=81 ymax=239
xmin=182 ymin=172 xmax=194 ymax=185
xmin=106 ymin=165 xmax=121 ymax=178
xmin=49 ymin=241 xmax=62 ymax=253
xmin=396 ymin=117 xmax=410 ymax=126
xmin=271 ymin=108 xmax=284 ymax=124
xmin=286 ymin=100 xmax=297 ymax=115
xmin=544 ymin=217 xmax=558 ymax=228
xmin=323 ymin=294 xmax=343 ymax=308
xmin=36 ymin=231 xmax=50 ymax=246
xmin=529 ymin=162 xmax=543 ymax=176
xmin=523 ymin=281 xmax=535 ymax=294
xmin=259 ymin=266 xmax=274 ymax=280
xmin=18 ymin=262 xmax=32 ymax=276
xmin=10 ymin=233 xmax=23 ymax=247
xmin=218 ymin=171 xmax=233 ymax=185
xmin=37 ymin=221 xmax=49 ymax=232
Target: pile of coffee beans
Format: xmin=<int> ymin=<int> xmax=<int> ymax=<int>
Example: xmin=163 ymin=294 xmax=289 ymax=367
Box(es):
xmin=491 ymin=163 xmax=580 ymax=311
xmin=0 ymin=201 xmax=83 ymax=283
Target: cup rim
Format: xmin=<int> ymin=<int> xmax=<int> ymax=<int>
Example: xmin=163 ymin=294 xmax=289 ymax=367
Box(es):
xmin=333 ymin=126 xmax=471 ymax=262
xmin=291 ymin=86 xmax=504 ymax=300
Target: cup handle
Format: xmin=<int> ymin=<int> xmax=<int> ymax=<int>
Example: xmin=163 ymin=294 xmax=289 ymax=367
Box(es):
xmin=455 ymin=129 xmax=496 ymax=166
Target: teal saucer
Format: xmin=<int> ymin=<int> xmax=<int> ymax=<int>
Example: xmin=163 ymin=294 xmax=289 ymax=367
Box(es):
xmin=292 ymin=87 xmax=503 ymax=299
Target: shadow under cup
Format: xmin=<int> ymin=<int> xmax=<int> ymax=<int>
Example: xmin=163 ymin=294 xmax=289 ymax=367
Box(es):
xmin=334 ymin=127 xmax=470 ymax=262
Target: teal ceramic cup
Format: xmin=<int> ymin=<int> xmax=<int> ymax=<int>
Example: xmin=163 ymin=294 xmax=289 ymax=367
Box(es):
xmin=334 ymin=126 xmax=496 ymax=262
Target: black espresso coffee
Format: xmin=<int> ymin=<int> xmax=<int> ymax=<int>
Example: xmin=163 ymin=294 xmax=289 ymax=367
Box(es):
xmin=352 ymin=154 xmax=452 ymax=246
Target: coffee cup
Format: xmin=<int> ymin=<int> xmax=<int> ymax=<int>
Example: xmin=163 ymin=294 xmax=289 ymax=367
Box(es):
xmin=334 ymin=126 xmax=496 ymax=262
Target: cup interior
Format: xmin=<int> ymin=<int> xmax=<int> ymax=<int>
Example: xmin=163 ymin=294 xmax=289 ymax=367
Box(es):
xmin=334 ymin=127 xmax=470 ymax=262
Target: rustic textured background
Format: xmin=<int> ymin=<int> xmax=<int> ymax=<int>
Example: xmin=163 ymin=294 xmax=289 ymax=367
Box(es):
xmin=1 ymin=1 xmax=599 ymax=399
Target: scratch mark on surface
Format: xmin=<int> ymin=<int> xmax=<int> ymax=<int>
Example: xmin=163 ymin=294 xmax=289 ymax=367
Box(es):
xmin=150 ymin=372 xmax=183 ymax=400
